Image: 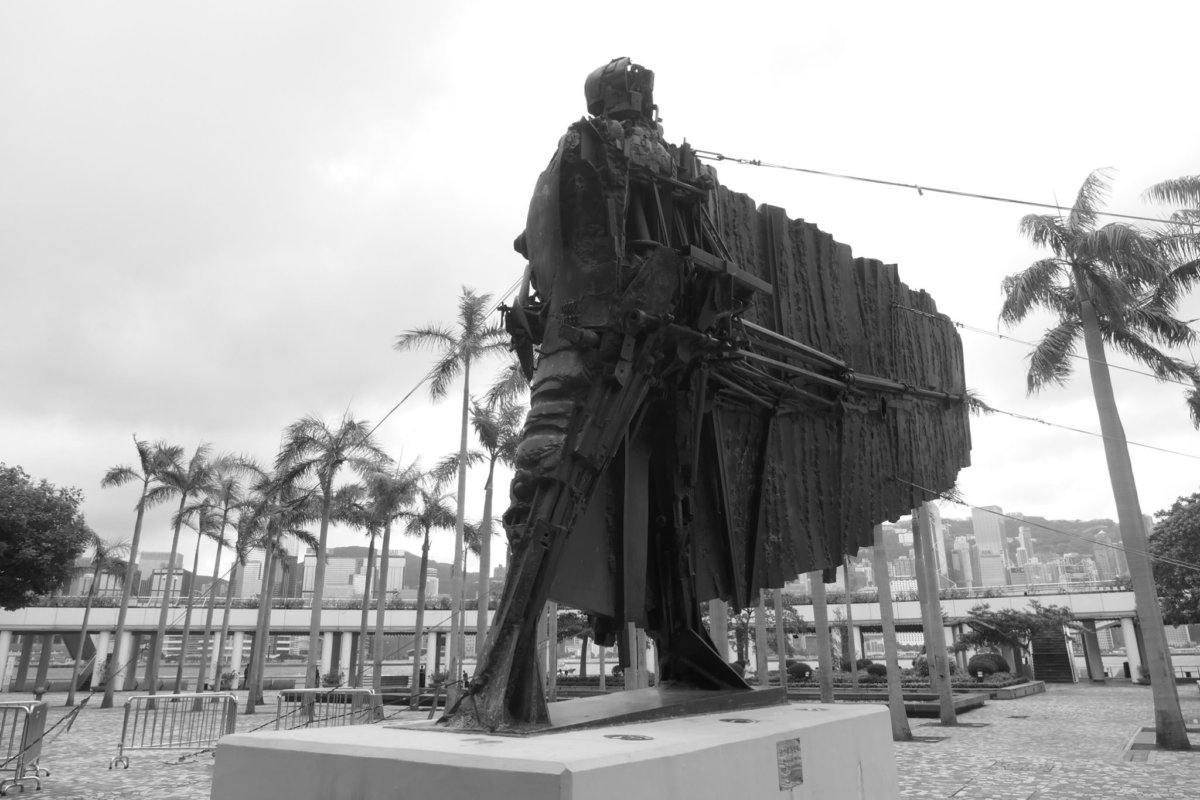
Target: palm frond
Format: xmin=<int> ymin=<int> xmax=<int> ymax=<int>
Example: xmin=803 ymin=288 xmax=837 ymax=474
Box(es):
xmin=101 ymin=465 xmax=139 ymax=488
xmin=1122 ymin=302 xmax=1198 ymax=349
xmin=483 ymin=358 xmax=530 ymax=407
xmin=1076 ymin=224 xmax=1162 ymax=287
xmin=964 ymin=389 xmax=995 ymax=416
xmin=1142 ymin=175 xmax=1200 ymax=208
xmin=1066 ymin=168 xmax=1113 ymax=233
xmin=1186 ymin=382 xmax=1200 ymax=429
xmin=1149 ymin=258 xmax=1200 ymax=312
xmin=1102 ymin=327 xmax=1196 ymax=383
xmin=1018 ymin=214 xmax=1065 ymax=254
xmin=426 ymin=350 xmax=464 ymax=400
xmin=394 ymin=325 xmax=457 ymax=353
xmin=1026 ymin=319 xmax=1082 ymax=393
xmin=999 ymin=259 xmax=1068 ymax=325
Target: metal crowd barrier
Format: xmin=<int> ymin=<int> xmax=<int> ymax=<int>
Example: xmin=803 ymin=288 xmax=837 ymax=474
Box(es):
xmin=109 ymin=692 xmax=237 ymax=769
xmin=1 ymin=700 xmax=48 ymax=796
xmin=275 ymin=688 xmax=381 ymax=730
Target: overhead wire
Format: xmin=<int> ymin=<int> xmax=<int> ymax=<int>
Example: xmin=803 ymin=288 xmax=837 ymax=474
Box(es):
xmin=691 ymin=148 xmax=1183 ymax=227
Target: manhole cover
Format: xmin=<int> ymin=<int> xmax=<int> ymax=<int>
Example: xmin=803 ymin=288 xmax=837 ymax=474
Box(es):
xmin=605 ymin=734 xmax=653 ymax=741
xmin=720 ymin=718 xmax=758 ymax=724
xmin=1008 ymin=715 xmax=1029 ymax=719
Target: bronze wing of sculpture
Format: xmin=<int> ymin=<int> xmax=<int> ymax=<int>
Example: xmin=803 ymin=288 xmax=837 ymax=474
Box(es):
xmin=443 ymin=58 xmax=971 ymax=733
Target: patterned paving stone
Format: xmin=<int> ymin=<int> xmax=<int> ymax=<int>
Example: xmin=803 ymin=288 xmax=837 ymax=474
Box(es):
xmin=4 ymin=682 xmax=1199 ymax=798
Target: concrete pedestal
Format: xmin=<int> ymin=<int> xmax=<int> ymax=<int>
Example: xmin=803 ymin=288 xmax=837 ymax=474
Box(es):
xmin=212 ymin=702 xmax=896 ymax=800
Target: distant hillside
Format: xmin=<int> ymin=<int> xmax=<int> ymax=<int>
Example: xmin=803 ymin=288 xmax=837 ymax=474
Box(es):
xmin=942 ymin=514 xmax=1119 ymax=558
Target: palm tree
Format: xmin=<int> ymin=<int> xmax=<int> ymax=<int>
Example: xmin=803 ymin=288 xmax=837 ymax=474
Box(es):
xmin=1142 ymin=175 xmax=1200 ymax=419
xmin=171 ymin=497 xmax=227 ymax=693
xmin=66 ymin=533 xmax=129 ymax=706
xmin=99 ymin=437 xmax=182 ymax=708
xmin=466 ymin=399 xmax=524 ymax=655
xmin=1000 ymin=169 xmax=1195 ymax=749
xmin=193 ymin=457 xmax=250 ymax=692
xmin=398 ymin=482 xmax=456 ymax=708
xmin=364 ymin=463 xmax=421 ymax=692
xmin=394 ymin=286 xmax=509 ymax=699
xmin=329 ymin=482 xmax=380 ymax=688
xmin=276 ymin=415 xmax=384 ymax=688
xmin=239 ymin=474 xmax=317 ymax=713
xmin=144 ymin=444 xmax=213 ymax=696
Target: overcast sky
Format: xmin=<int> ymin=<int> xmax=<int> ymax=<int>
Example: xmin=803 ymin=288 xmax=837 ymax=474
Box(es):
xmin=3 ymin=1 xmax=1198 ymax=574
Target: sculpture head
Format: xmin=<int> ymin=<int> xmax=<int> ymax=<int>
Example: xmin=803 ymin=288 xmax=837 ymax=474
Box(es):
xmin=585 ymin=57 xmax=655 ymax=122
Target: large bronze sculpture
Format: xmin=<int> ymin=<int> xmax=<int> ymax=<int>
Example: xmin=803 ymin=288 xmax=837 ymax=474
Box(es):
xmin=443 ymin=58 xmax=971 ymax=733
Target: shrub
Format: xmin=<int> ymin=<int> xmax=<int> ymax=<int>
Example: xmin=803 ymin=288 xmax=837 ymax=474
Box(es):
xmin=865 ymin=663 xmax=888 ymax=678
xmin=840 ymin=657 xmax=873 ymax=671
xmin=787 ymin=661 xmax=813 ymax=681
xmin=967 ymin=652 xmax=1010 ymax=680
xmin=914 ymin=653 xmax=958 ymax=676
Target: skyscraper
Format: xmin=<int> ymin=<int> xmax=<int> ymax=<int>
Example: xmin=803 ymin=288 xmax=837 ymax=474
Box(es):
xmin=952 ymin=536 xmax=975 ymax=587
xmin=970 ymin=505 xmax=1006 ymax=558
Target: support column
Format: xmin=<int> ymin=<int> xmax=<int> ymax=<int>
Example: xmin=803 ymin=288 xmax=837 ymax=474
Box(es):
xmin=109 ymin=630 xmax=131 ymax=692
xmin=0 ymin=630 xmax=12 ymax=693
xmin=34 ymin=634 xmax=53 ymax=690
xmin=209 ymin=632 xmax=223 ymax=689
xmin=1079 ymin=620 xmax=1106 ymax=681
xmin=94 ymin=630 xmax=112 ymax=687
xmin=123 ymin=633 xmax=142 ymax=691
xmin=1120 ymin=617 xmax=1141 ymax=679
xmin=320 ymin=632 xmax=334 ymax=680
xmin=231 ymin=631 xmax=246 ymax=687
xmin=338 ymin=632 xmax=353 ymax=682
xmin=15 ymin=634 xmax=34 ymax=692
xmin=955 ymin=626 xmax=969 ymax=671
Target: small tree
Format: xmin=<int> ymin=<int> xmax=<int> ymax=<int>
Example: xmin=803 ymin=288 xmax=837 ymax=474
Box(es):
xmin=0 ymin=464 xmax=93 ymax=610
xmin=1150 ymin=491 xmax=1200 ymax=625
xmin=954 ymin=601 xmax=1074 ymax=679
xmin=726 ymin=602 xmax=807 ymax=665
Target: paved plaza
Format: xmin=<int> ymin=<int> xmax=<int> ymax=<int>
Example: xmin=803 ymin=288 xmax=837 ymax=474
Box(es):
xmin=3 ymin=682 xmax=1199 ymax=798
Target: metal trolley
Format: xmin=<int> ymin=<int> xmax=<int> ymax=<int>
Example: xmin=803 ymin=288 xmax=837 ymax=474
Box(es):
xmin=109 ymin=692 xmax=237 ymax=769
xmin=0 ymin=701 xmax=48 ymax=796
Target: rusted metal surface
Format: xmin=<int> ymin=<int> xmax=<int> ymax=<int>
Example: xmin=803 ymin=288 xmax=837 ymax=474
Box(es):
xmin=443 ymin=58 xmax=970 ymax=732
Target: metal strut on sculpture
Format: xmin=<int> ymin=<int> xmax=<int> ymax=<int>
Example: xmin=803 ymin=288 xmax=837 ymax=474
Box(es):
xmin=442 ymin=58 xmax=972 ymax=733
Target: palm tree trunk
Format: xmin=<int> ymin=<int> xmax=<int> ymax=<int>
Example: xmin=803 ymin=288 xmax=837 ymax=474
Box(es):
xmin=173 ymin=531 xmax=204 ymax=693
xmin=216 ymin=561 xmax=239 ymax=690
xmin=810 ymin=571 xmax=835 ymax=703
xmin=843 ymin=557 xmax=858 ymax=689
xmin=195 ymin=541 xmax=224 ymax=692
xmin=102 ymin=485 xmax=149 ymax=709
xmin=475 ymin=460 xmax=496 ymax=663
xmin=1078 ymin=298 xmax=1189 ymax=749
xmin=148 ymin=502 xmax=187 ymax=695
xmin=448 ymin=357 xmax=471 ymax=704
xmin=304 ymin=491 xmax=334 ymax=688
xmin=354 ymin=534 xmax=377 ymax=687
xmin=409 ymin=532 xmax=432 ymax=709
xmin=66 ymin=568 xmax=99 ymax=706
xmin=244 ymin=543 xmax=275 ymax=714
xmin=753 ymin=591 xmax=769 ymax=686
xmin=372 ymin=521 xmax=393 ymax=692
xmin=871 ymin=525 xmax=912 ymax=741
